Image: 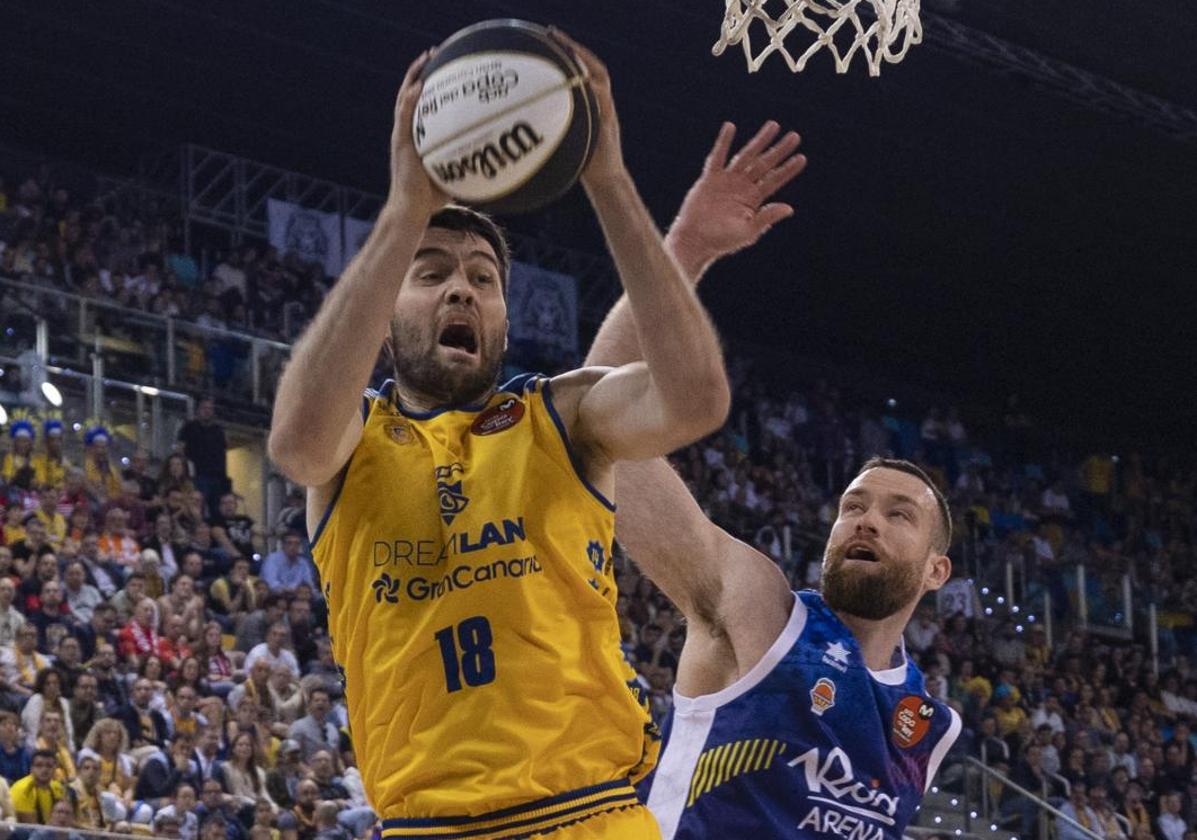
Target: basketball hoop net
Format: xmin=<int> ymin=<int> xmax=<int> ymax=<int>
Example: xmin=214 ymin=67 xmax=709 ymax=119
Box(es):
xmin=712 ymin=0 xmax=922 ymax=77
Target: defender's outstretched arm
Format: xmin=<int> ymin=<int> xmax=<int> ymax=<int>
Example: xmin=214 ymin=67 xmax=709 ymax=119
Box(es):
xmin=586 ymin=122 xmax=806 ymax=663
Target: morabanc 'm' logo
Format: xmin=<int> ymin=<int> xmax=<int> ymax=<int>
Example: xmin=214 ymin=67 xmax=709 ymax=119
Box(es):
xmin=892 ymin=695 xmax=935 ymax=749
xmin=435 ymin=463 xmax=469 ymax=525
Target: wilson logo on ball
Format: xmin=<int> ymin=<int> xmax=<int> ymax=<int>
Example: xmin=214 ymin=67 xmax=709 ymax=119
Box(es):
xmin=431 ymin=122 xmax=545 ymax=184
xmin=416 ymin=19 xmax=598 ymax=214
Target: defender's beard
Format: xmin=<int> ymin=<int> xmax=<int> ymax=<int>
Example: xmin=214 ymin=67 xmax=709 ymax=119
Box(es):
xmin=820 ymin=544 xmax=924 ymax=621
xmin=390 ymin=319 xmax=502 ymax=407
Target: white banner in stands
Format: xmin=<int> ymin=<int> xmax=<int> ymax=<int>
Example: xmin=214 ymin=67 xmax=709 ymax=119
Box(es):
xmin=508 ymin=261 xmax=577 ymax=355
xmin=266 ymin=199 xmax=343 ymax=278
xmin=274 ymin=208 xmax=578 ymax=356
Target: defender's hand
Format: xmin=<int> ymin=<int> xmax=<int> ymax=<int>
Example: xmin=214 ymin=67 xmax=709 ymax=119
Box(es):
xmin=668 ymin=121 xmax=807 ymax=276
xmin=387 ymin=49 xmax=449 ymax=218
xmin=549 ymin=29 xmax=626 ymax=190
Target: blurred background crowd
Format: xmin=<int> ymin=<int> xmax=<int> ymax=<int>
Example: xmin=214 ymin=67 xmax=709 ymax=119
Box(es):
xmin=2 ymin=151 xmax=1196 ymax=840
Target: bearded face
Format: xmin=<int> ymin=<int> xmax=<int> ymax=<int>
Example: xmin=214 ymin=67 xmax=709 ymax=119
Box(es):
xmin=820 ymin=467 xmax=947 ymax=622
xmin=821 ymin=536 xmax=926 ymax=621
xmin=389 ymin=309 xmax=505 ymax=407
xmin=389 ymin=227 xmax=507 ymax=408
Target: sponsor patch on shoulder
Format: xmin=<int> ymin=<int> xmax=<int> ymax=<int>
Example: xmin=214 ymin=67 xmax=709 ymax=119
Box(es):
xmin=471 ymin=397 xmax=525 ymax=436
xmin=387 ymin=424 xmax=414 ymax=445
xmin=810 ymin=677 xmax=837 ymax=717
xmin=892 ymin=695 xmax=935 ymax=748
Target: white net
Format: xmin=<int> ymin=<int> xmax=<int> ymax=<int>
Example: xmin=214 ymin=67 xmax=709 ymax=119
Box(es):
xmin=712 ymin=0 xmax=923 ymax=77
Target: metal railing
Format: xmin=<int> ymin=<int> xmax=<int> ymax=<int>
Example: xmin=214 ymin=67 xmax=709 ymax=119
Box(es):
xmin=1 ymin=275 xmax=291 ymax=410
xmin=177 ymin=144 xmax=623 ymax=327
xmin=0 ymin=353 xmax=194 ymax=458
xmin=970 ymin=551 xmax=1139 ymax=657
xmin=2 ymin=822 xmax=152 ymax=840
xmin=963 ymin=756 xmax=1104 ymax=840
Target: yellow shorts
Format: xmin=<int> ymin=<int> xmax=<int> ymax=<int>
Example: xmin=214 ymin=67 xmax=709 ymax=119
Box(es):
xmin=380 ymin=781 xmax=660 ymax=840
xmin=532 ymin=804 xmax=660 ymax=838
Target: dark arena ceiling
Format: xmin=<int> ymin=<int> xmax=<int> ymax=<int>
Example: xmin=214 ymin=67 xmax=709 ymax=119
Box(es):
xmin=2 ymin=0 xmax=1195 ymax=445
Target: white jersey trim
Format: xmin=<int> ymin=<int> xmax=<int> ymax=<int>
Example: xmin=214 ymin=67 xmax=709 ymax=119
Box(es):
xmin=924 ymin=706 xmax=963 ymax=792
xmin=646 ymin=707 xmax=717 ymax=840
xmin=672 ymin=592 xmax=806 ymax=715
xmin=867 ymin=635 xmax=909 ymax=685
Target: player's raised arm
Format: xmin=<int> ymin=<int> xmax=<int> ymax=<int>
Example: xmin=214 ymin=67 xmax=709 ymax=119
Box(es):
xmin=587 ymin=121 xmax=805 ymax=368
xmin=268 ymin=51 xmax=446 ymax=488
xmin=589 ymin=121 xmax=805 ymax=650
xmin=547 ymin=31 xmax=729 ymax=460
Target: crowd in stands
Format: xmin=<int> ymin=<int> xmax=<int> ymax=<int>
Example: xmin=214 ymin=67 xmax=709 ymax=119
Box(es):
xmin=0 ymin=398 xmax=363 ymax=840
xmin=0 ymin=171 xmax=328 ymax=344
xmin=611 ymin=362 xmax=1197 ymax=839
xmin=4 ymin=160 xmax=1197 ymax=840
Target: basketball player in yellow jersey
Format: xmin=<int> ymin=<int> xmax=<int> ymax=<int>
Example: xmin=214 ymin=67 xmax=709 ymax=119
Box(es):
xmin=268 ymin=33 xmax=731 ymax=840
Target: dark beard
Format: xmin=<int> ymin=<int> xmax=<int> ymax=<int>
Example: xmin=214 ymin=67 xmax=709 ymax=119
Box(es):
xmin=390 ymin=319 xmax=502 ymax=407
xmin=820 ymin=544 xmax=923 ymax=621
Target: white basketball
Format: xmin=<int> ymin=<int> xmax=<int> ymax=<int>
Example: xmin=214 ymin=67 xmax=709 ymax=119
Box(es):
xmin=414 ymin=20 xmax=598 ymax=215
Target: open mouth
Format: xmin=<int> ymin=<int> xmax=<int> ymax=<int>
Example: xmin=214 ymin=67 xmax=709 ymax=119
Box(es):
xmin=438 ymin=323 xmax=478 ymax=356
xmin=844 ymin=544 xmax=879 ymax=562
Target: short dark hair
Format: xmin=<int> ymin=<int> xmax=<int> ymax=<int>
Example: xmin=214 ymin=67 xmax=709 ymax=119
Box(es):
xmin=854 ymin=457 xmax=952 ymax=553
xmin=31 ymin=749 xmax=57 ymax=764
xmin=33 ymin=668 xmax=59 ymax=695
xmin=200 ymin=815 xmax=228 ymax=834
xmin=427 ymin=205 xmax=511 ymax=291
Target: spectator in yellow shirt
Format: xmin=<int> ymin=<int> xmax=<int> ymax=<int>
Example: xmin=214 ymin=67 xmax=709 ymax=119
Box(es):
xmin=31 ymin=417 xmax=70 ymax=491
xmin=992 ymin=683 xmax=1028 ymax=738
xmin=9 ymin=750 xmax=66 ymax=824
xmin=31 ymin=489 xmax=66 ymax=551
xmin=81 ymin=424 xmax=122 ymax=502
xmin=1024 ymin=625 xmax=1051 ymax=671
xmin=1 ymin=417 xmax=37 ymax=489
xmin=955 ymin=661 xmax=993 ymax=706
xmin=1 ymin=510 xmax=24 ymax=548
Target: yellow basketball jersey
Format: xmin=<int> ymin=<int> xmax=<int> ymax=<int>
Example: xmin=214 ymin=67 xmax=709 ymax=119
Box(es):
xmin=312 ymin=374 xmax=658 ymax=828
xmin=31 ymin=453 xmax=68 ymax=489
xmin=1 ymin=453 xmax=33 ymax=484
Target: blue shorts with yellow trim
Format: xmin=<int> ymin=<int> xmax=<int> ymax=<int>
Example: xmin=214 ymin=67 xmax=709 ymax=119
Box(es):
xmin=379 ymin=780 xmax=660 ymax=839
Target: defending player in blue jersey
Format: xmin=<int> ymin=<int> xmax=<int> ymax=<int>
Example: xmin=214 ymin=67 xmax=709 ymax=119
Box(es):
xmin=588 ymin=122 xmax=962 ymax=838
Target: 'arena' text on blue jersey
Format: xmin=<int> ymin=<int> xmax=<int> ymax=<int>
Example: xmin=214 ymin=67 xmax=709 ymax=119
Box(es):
xmin=638 ymin=590 xmax=961 ymax=839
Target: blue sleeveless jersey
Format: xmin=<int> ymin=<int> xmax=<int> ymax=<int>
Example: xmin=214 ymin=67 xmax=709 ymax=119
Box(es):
xmin=638 ymin=590 xmax=961 ymax=839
